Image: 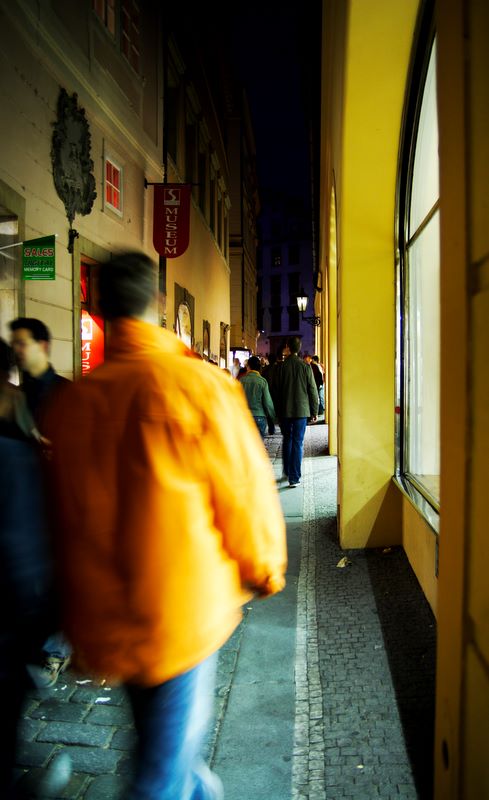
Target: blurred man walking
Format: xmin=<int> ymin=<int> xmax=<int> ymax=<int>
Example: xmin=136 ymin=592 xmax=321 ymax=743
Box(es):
xmin=47 ymin=252 xmax=287 ymax=800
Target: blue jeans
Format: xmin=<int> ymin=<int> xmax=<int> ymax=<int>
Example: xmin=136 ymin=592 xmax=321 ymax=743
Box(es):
xmin=253 ymin=416 xmax=268 ymax=440
xmin=282 ymin=417 xmax=308 ymax=484
xmin=126 ymin=655 xmax=221 ymax=800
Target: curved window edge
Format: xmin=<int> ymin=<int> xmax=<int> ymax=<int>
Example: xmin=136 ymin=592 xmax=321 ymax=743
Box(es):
xmin=392 ymin=474 xmax=439 ymax=535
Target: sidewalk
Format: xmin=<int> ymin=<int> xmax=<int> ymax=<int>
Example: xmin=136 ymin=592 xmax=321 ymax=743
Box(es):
xmin=14 ymin=423 xmax=436 ymax=799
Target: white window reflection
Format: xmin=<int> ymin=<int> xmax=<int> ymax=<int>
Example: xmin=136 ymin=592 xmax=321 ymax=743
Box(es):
xmin=404 ymin=38 xmax=440 ymax=507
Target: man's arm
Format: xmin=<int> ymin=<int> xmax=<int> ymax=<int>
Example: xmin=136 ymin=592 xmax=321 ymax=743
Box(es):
xmin=200 ymin=377 xmax=287 ymax=597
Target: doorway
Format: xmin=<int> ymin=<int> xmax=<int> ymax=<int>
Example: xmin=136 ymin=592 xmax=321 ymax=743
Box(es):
xmin=80 ymin=259 xmax=105 ymax=376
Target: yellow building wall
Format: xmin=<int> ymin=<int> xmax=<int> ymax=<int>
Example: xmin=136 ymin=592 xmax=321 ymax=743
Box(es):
xmin=337 ymin=0 xmax=418 ymax=548
xmin=322 ymin=0 xmax=489 ymax=795
xmin=402 ymin=499 xmax=437 ymax=616
xmin=327 ymin=186 xmax=338 ymax=456
xmin=435 ymin=0 xmax=489 ymax=796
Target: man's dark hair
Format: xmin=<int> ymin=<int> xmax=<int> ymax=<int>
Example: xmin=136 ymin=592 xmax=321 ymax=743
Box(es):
xmin=9 ymin=317 xmax=51 ymax=343
xmin=248 ymin=356 xmax=261 ymax=372
xmin=99 ymin=252 xmax=156 ymax=320
xmin=287 ymin=336 xmax=302 ymax=355
xmin=312 ymin=355 xmax=320 ymax=363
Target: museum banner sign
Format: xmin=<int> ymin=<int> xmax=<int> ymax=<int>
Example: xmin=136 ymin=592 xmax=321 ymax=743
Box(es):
xmin=153 ymin=184 xmax=191 ymax=258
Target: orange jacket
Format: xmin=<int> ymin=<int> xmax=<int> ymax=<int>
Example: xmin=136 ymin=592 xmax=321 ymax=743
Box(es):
xmin=48 ymin=319 xmax=286 ymax=686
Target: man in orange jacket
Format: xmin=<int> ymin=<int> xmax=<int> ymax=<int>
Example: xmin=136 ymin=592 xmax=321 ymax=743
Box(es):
xmin=48 ymin=252 xmax=287 ymax=800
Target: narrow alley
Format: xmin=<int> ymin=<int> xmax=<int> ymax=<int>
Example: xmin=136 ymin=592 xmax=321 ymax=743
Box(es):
xmin=14 ymin=424 xmax=436 ymax=800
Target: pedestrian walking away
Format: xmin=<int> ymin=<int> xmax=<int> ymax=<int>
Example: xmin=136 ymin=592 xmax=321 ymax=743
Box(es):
xmin=240 ymin=355 xmax=276 ymax=439
xmin=276 ymin=336 xmax=319 ymax=487
xmin=47 ymin=251 xmax=287 ymax=800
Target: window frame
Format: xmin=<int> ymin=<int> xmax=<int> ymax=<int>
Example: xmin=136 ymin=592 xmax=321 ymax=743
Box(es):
xmin=104 ymin=155 xmax=123 ymax=217
xmin=92 ymin=0 xmax=140 ymax=75
xmin=395 ymin=1 xmax=439 ymax=532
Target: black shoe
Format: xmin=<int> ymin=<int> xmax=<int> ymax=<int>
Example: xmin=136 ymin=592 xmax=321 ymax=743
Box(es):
xmin=28 ymin=654 xmax=71 ymax=689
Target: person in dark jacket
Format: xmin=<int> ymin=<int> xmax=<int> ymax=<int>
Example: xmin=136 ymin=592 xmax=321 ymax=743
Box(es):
xmin=305 ymin=354 xmax=324 ymax=414
xmin=0 ymin=341 xmax=55 ymax=796
xmin=276 ymin=336 xmax=319 ymax=487
xmin=9 ymin=318 xmax=72 ymax=686
xmin=240 ymin=356 xmax=276 ymax=439
xmin=9 ymin=318 xmax=69 ymax=429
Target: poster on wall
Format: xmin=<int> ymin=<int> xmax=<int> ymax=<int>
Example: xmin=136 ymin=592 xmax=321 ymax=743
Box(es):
xmin=22 ymin=235 xmax=56 ymax=280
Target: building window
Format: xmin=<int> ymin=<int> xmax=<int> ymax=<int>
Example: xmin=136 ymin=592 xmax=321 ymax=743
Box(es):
xmin=217 ymin=193 xmax=223 ymax=250
xmin=185 ymin=120 xmax=196 ymax=188
xmin=121 ymin=0 xmax=140 ymax=72
xmin=198 ymin=149 xmax=207 ymax=215
xmin=104 ymin=157 xmax=123 ymax=215
xmin=93 ymin=0 xmax=116 ymax=35
xmin=166 ymin=81 xmax=179 ymax=164
xmin=288 ymin=272 xmax=300 ymax=304
xmin=288 ymin=306 xmax=300 ymax=331
xmin=271 ymin=220 xmax=281 ymax=239
xmin=270 ymin=307 xmax=282 ymax=332
xmin=270 ymin=275 xmax=281 ymax=306
xmin=93 ymin=1 xmax=139 ymax=73
xmin=224 ymin=213 xmax=229 ymax=261
xmin=209 ymin=170 xmax=216 ymax=233
xmin=397 ymin=34 xmax=440 ymax=513
xmin=271 ymin=247 xmax=281 ymax=268
xmin=288 ymin=244 xmax=300 ymax=265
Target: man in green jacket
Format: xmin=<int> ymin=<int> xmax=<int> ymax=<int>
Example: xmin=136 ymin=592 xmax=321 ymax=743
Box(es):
xmin=240 ymin=356 xmax=276 ymax=439
xmin=276 ymin=337 xmax=319 ymax=487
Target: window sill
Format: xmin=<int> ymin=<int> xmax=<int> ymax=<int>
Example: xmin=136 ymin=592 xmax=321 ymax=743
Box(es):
xmin=392 ymin=474 xmax=439 ymax=535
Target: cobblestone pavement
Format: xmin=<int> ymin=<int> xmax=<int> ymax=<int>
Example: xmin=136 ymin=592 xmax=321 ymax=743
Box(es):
xmin=292 ymin=428 xmax=436 ymax=800
xmin=14 ymin=423 xmax=436 ymax=799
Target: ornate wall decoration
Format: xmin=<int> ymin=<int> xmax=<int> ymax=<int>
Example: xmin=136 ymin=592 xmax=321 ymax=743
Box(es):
xmin=51 ymin=88 xmax=96 ymax=248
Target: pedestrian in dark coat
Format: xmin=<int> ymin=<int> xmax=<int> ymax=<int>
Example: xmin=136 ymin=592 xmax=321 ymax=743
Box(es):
xmin=0 ymin=340 xmax=54 ymax=795
xmin=276 ymin=336 xmax=319 ymax=487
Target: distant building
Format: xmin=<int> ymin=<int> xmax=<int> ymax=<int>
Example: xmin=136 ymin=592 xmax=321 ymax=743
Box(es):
xmin=226 ymin=89 xmax=260 ymax=360
xmin=257 ymin=191 xmax=316 ymax=359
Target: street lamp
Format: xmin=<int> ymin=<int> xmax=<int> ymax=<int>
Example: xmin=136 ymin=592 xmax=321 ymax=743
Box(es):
xmin=296 ymin=288 xmax=320 ymax=327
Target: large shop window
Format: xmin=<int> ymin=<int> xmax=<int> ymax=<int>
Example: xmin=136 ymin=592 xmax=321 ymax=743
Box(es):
xmin=397 ymin=34 xmax=440 ymax=523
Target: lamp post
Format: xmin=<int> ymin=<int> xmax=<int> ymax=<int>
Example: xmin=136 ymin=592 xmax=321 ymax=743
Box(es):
xmin=297 ymin=288 xmax=320 ymax=327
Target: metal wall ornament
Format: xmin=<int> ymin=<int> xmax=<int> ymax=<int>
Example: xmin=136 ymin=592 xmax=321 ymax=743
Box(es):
xmin=51 ymin=88 xmax=97 ymax=252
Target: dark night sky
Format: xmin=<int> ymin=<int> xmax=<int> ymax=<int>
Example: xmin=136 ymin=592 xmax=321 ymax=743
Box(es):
xmin=227 ymin=2 xmax=313 ymax=199
xmin=180 ymin=1 xmax=321 ymax=206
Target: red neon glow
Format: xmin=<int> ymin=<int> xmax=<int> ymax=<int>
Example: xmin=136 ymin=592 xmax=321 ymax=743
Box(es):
xmin=81 ymin=309 xmax=105 ymax=375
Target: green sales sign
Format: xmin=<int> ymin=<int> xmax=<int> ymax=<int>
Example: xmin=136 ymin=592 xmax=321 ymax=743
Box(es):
xmin=22 ymin=235 xmax=56 ymax=280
